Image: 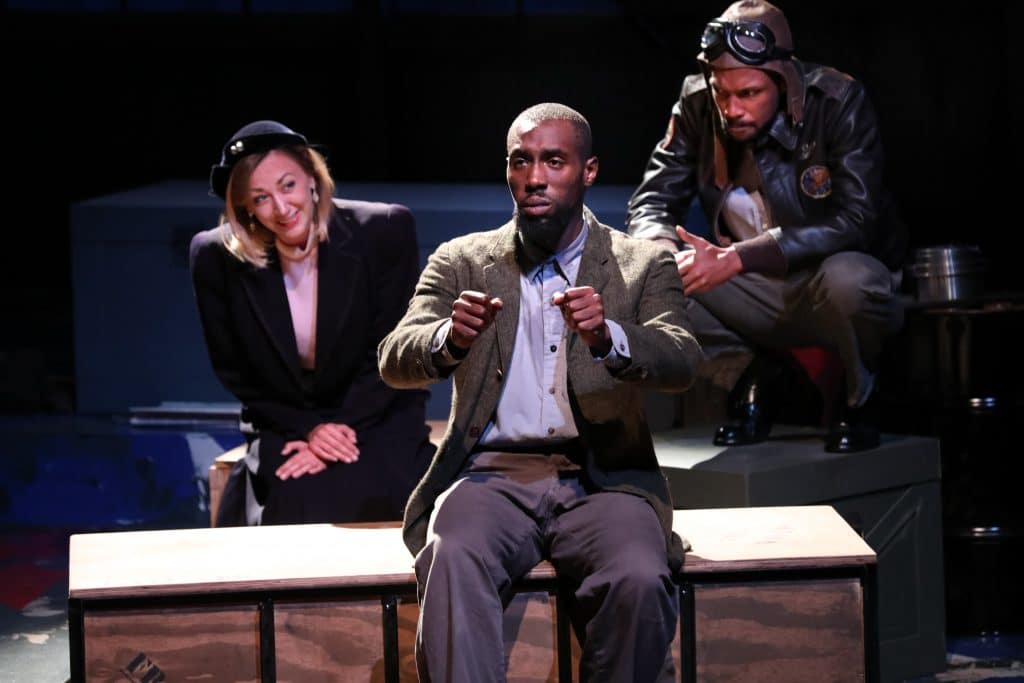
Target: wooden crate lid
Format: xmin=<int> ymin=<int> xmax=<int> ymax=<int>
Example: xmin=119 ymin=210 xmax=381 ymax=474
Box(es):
xmin=676 ymin=505 xmax=876 ymax=572
xmin=70 ymin=523 xmax=414 ymax=599
xmin=70 ymin=506 xmax=873 ymax=599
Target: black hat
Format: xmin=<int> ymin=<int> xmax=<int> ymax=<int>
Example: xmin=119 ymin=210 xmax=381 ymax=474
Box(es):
xmin=209 ymin=120 xmax=308 ymax=199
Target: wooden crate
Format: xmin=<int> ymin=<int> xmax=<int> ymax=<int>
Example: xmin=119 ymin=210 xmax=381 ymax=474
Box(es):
xmin=83 ymin=603 xmax=260 ymax=681
xmin=69 ymin=506 xmax=876 ymax=682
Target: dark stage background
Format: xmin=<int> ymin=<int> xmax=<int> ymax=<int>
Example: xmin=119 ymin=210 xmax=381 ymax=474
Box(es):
xmin=2 ymin=0 xmax=1022 ymax=413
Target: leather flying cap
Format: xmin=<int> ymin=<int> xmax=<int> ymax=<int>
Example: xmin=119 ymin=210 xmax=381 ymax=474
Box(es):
xmin=209 ymin=120 xmax=308 ymax=199
xmin=698 ymin=0 xmax=804 ymax=123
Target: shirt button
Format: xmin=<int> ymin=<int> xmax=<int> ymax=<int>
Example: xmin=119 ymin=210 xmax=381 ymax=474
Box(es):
xmin=547 ymin=427 xmax=555 ymax=435
xmin=549 ymin=345 xmax=557 ymax=352
xmin=548 ymin=387 xmax=556 ymax=395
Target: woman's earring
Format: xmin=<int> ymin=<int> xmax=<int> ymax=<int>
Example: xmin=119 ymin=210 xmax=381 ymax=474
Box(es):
xmin=310 ymin=187 xmax=320 ymax=230
xmin=247 ymin=214 xmax=257 ymax=232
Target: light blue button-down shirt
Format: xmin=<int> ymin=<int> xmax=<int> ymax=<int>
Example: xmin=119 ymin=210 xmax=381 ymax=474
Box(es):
xmin=432 ymin=221 xmax=631 ymax=447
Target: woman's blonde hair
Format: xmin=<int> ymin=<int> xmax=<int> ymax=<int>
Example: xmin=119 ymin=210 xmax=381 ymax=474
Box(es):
xmin=219 ymin=146 xmax=335 ymax=267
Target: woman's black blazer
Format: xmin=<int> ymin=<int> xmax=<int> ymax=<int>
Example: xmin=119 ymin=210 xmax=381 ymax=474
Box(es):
xmin=189 ymin=198 xmax=430 ymax=470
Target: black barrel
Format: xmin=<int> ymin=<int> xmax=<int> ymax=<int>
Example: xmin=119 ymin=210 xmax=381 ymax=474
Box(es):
xmin=881 ymin=297 xmax=1024 ymax=636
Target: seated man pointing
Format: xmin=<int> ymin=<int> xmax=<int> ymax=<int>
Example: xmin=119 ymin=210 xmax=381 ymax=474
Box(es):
xmin=379 ymin=102 xmax=702 ymax=682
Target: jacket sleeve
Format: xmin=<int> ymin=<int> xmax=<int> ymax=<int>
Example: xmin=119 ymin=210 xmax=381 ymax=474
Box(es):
xmin=772 ymin=79 xmax=885 ymax=272
xmin=377 ymin=240 xmax=460 ymax=390
xmin=189 ymin=231 xmax=320 ymax=440
xmin=626 ymin=84 xmax=702 ymax=244
xmin=610 ymin=247 xmax=703 ymax=392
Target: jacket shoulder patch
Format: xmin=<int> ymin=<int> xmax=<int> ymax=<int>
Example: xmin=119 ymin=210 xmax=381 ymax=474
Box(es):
xmin=800 ymin=165 xmax=832 ymax=198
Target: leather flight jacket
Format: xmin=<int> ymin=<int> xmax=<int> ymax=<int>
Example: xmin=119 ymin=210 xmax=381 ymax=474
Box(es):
xmin=627 ymin=60 xmax=907 ymax=275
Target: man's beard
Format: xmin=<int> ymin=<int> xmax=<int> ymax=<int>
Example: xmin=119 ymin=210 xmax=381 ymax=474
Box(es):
xmin=514 ymin=204 xmax=574 ymax=256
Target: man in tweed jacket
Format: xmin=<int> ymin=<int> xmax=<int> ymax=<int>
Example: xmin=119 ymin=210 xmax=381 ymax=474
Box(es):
xmin=378 ymin=103 xmax=702 ymax=682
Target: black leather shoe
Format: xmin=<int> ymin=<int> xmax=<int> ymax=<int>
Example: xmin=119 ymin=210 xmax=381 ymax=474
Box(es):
xmin=714 ymin=401 xmax=772 ymax=446
xmin=825 ymin=393 xmax=880 ymax=453
xmin=713 ymin=355 xmax=781 ymax=446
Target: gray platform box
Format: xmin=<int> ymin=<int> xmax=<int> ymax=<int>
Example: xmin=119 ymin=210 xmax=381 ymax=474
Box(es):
xmin=656 ymin=428 xmax=945 ymax=683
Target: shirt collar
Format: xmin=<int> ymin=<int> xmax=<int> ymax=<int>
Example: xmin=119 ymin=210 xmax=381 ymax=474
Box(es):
xmin=525 ymin=217 xmax=589 ymax=283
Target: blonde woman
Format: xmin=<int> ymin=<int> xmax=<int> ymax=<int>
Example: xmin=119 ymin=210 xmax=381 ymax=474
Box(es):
xmin=191 ymin=120 xmax=432 ymax=525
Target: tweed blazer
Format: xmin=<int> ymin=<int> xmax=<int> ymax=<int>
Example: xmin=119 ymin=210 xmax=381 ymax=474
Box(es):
xmin=378 ymin=208 xmax=702 ymax=571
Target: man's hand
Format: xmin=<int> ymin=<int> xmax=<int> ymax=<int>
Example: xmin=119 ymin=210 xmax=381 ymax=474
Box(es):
xmin=450 ymin=290 xmax=504 ymax=349
xmin=552 ymin=286 xmax=611 ymax=356
xmin=674 ymin=226 xmax=742 ymax=294
xmin=276 ymin=441 xmax=328 ymax=480
xmin=307 ymin=423 xmax=359 ymax=464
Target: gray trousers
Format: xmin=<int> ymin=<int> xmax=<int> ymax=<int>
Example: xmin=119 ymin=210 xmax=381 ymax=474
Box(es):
xmin=687 ymin=251 xmax=903 ymax=406
xmin=414 ymin=451 xmax=677 ymax=683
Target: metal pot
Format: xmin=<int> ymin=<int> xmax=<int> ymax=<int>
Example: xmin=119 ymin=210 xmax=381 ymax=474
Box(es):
xmin=907 ymin=245 xmax=987 ymax=303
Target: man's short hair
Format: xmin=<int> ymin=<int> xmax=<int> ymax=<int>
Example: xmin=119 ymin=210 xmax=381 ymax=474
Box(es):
xmin=507 ymin=103 xmax=593 ymax=160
